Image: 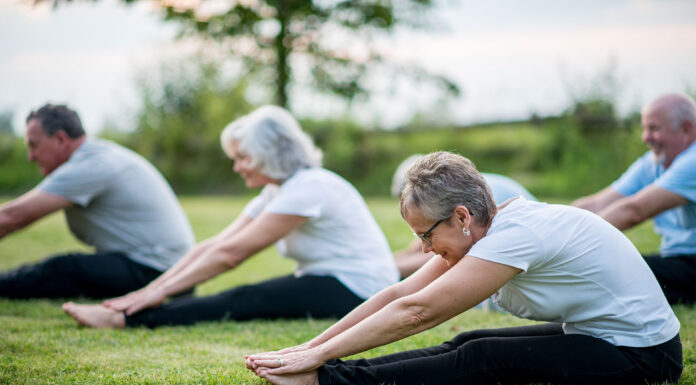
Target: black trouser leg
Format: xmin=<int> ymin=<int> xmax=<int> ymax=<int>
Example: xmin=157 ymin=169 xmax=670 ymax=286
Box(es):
xmin=125 ymin=274 xmax=363 ymax=328
xmin=644 ymin=254 xmax=696 ymax=305
xmin=0 ymin=252 xmax=162 ymax=299
xmin=319 ymin=323 xmax=683 ymax=385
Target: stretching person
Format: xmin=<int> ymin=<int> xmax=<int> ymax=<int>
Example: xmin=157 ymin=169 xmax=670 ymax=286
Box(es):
xmin=391 ymin=154 xmax=536 ymax=279
xmin=0 ymin=104 xmax=194 ymax=299
xmin=248 ymin=151 xmax=682 ymax=385
xmin=63 ymin=105 xmax=399 ymax=328
xmin=573 ymin=93 xmax=696 ymax=304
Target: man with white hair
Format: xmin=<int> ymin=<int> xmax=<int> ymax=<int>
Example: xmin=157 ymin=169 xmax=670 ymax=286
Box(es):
xmin=0 ymin=104 xmax=194 ymax=299
xmin=573 ymin=93 xmax=696 ymax=304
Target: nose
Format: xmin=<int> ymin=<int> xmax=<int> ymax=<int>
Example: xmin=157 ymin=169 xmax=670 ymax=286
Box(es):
xmin=421 ymin=240 xmax=433 ymax=254
xmin=641 ymin=129 xmax=652 ymax=144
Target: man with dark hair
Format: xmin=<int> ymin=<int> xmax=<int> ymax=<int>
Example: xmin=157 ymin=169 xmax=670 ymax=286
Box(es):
xmin=573 ymin=93 xmax=696 ymax=304
xmin=0 ymin=104 xmax=195 ymax=299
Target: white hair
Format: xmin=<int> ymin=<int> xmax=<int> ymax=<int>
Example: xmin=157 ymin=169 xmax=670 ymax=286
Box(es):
xmin=671 ymin=94 xmax=696 ymax=130
xmin=391 ymin=154 xmax=424 ymax=198
xmin=644 ymin=93 xmax=696 ymax=131
xmin=220 ymin=105 xmax=323 ymax=180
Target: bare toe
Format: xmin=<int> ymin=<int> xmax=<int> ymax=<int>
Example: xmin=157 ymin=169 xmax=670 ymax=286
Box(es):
xmin=63 ymin=303 xmax=125 ymax=329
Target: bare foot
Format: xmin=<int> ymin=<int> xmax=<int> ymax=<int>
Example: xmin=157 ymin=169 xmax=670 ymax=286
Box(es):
xmin=258 ymin=371 xmax=319 ymax=385
xmin=62 ymin=302 xmax=126 ymax=329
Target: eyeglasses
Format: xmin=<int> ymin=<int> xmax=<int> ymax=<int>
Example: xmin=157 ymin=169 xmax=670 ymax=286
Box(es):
xmin=414 ymin=218 xmax=446 ymax=245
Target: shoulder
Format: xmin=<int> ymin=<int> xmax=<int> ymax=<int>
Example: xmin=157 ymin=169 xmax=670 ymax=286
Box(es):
xmin=281 ymin=168 xmax=347 ymax=190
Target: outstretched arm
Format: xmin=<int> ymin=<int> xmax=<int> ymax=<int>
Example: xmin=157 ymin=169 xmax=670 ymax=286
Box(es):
xmin=598 ymin=185 xmax=688 ymax=230
xmin=0 ymin=189 xmax=72 ymax=239
xmin=116 ymin=212 xmax=308 ymax=315
xmin=250 ymin=255 xmax=520 ymax=376
xmin=245 ymin=255 xmax=450 ymax=370
xmin=571 ymin=186 xmax=625 ymax=213
xmin=103 ymin=215 xmax=255 ymax=310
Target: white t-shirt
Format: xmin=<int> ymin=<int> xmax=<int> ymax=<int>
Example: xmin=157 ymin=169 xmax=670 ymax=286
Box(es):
xmin=243 ymin=168 xmax=399 ymax=299
xmin=468 ymin=198 xmax=680 ymax=347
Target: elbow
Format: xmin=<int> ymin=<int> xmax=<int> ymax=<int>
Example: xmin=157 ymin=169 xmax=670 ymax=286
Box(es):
xmin=624 ymin=205 xmax=647 ymax=228
xmin=212 ymin=243 xmax=248 ymax=269
xmin=393 ymin=298 xmax=437 ymax=331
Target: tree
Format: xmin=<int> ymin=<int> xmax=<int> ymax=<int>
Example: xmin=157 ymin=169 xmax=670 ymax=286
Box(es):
xmin=42 ymin=0 xmax=458 ymax=109
xmin=102 ymin=59 xmax=254 ymax=193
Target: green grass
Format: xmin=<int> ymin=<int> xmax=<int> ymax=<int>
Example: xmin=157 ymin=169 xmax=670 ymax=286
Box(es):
xmin=1 ymin=196 xmax=694 ymax=384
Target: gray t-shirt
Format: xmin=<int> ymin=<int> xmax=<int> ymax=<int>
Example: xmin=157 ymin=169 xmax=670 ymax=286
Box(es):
xmin=38 ymin=139 xmax=195 ymax=271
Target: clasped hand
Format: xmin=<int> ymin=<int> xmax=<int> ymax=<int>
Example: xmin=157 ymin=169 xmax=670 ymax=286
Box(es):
xmin=246 ymin=344 xmax=324 ymax=377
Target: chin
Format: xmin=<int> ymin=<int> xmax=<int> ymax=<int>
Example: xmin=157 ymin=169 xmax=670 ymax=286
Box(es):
xmin=245 ymin=180 xmax=265 ymax=189
xmin=652 ymin=152 xmax=667 ymax=166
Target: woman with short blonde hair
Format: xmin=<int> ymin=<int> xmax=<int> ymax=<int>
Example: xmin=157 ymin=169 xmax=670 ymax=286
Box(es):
xmin=249 ymin=151 xmax=682 ymax=385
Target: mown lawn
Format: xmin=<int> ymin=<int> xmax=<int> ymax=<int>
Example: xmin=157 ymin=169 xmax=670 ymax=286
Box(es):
xmin=1 ymin=196 xmax=694 ymax=384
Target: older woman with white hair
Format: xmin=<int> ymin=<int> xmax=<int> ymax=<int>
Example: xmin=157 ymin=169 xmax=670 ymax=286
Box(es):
xmin=248 ymin=151 xmax=682 ymax=385
xmin=62 ymin=105 xmax=399 ymax=329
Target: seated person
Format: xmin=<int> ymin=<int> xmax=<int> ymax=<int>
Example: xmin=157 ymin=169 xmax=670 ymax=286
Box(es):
xmin=62 ymin=105 xmax=400 ymax=328
xmin=573 ymin=93 xmax=696 ymax=304
xmin=247 ymin=151 xmax=682 ymax=385
xmin=392 ymin=154 xmax=536 ymax=279
xmin=0 ymin=104 xmax=194 ymax=299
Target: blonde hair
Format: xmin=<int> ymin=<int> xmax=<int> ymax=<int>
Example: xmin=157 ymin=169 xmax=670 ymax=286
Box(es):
xmin=400 ymin=151 xmax=496 ymax=226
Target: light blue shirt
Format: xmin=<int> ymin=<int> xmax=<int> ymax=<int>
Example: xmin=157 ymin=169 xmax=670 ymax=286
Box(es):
xmin=611 ymin=141 xmax=696 ymax=256
xmin=482 ymin=173 xmax=537 ymax=204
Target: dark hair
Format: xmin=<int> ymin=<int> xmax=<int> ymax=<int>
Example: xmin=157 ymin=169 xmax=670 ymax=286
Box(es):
xmin=26 ymin=104 xmax=85 ymax=138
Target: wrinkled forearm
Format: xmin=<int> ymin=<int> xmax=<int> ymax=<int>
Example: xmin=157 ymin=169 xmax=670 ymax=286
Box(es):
xmin=315 ymin=296 xmax=444 ymax=363
xmin=306 ymin=284 xmax=403 ymax=348
xmin=599 ymin=201 xmax=645 ymax=231
xmin=159 ymin=244 xmax=244 ymax=297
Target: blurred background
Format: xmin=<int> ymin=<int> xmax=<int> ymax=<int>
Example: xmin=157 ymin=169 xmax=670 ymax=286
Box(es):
xmin=1 ymin=0 xmax=695 ymax=198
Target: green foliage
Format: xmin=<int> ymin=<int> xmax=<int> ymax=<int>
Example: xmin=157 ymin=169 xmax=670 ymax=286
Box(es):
xmin=0 ymin=137 xmax=41 ymax=194
xmin=0 ymin=109 xmax=14 ymax=137
xmin=103 ymin=62 xmax=254 ymax=194
xmin=155 ymin=0 xmax=457 ymax=108
xmin=0 ymin=196 xmax=691 ymax=384
xmin=303 ymin=116 xmax=644 ymax=197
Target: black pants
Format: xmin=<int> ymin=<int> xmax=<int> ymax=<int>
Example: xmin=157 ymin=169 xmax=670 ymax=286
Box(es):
xmin=125 ymin=274 xmax=363 ymax=328
xmin=318 ymin=323 xmax=683 ymax=385
xmin=644 ymin=254 xmax=696 ymax=305
xmin=0 ymin=252 xmax=162 ymax=299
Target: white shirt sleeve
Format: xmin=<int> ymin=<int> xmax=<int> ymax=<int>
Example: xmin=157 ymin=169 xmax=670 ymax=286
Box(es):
xmin=467 ymin=221 xmax=546 ymax=272
xmin=38 ymin=158 xmax=114 ymax=207
xmin=264 ymin=175 xmax=324 ymax=218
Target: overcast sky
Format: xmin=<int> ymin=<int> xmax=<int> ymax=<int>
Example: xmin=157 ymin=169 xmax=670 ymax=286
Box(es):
xmin=1 ymin=0 xmax=695 ymax=134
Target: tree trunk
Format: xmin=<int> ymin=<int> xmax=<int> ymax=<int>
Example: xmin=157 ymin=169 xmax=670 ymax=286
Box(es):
xmin=275 ymin=5 xmax=290 ymax=108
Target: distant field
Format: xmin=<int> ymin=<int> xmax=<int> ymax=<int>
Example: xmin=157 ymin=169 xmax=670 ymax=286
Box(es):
xmin=1 ymin=196 xmax=693 ymax=384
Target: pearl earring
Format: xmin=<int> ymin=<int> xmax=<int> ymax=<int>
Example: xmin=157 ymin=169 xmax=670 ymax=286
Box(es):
xmin=462 ymin=227 xmax=470 ymax=236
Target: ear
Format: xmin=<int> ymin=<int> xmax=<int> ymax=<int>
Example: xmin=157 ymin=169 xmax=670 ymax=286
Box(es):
xmin=682 ymin=119 xmax=695 ymax=136
xmin=453 ymin=205 xmax=472 ymax=227
xmin=53 ymin=130 xmax=71 ymax=145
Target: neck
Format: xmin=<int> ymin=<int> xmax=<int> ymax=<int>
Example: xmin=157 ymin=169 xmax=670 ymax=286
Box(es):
xmin=66 ymin=136 xmax=86 ymax=157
